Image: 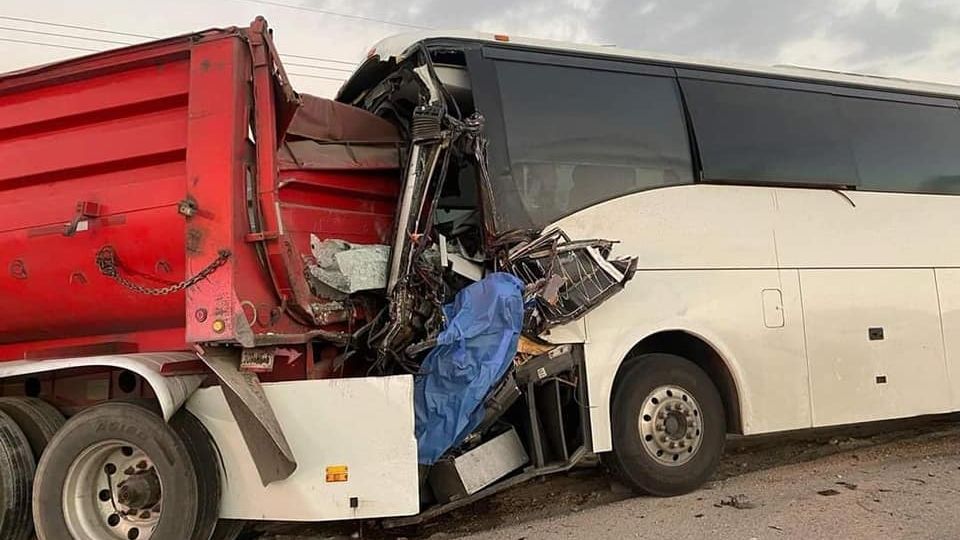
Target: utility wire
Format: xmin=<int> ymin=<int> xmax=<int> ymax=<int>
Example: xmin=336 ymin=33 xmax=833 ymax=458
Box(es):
xmin=2 ymin=36 xmax=345 ymax=83
xmin=0 ymin=25 xmax=132 ymax=46
xmin=0 ymin=15 xmax=156 ymax=39
xmin=277 ymin=52 xmax=357 ymax=66
xmin=0 ymin=15 xmax=362 ymax=67
xmin=0 ymin=36 xmax=100 ymax=52
xmin=286 ymin=72 xmax=345 ymax=82
xmin=282 ymin=61 xmax=353 ymax=73
xmin=231 ymin=0 xmax=431 ymax=30
xmin=2 ymin=25 xmax=356 ymax=74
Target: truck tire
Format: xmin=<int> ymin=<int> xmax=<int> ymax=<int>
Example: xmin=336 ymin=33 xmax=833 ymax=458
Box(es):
xmin=170 ymin=408 xmax=223 ymax=540
xmin=608 ymin=353 xmax=725 ymax=496
xmin=0 ymin=397 xmax=65 ymax=460
xmin=33 ymin=402 xmax=199 ymax=540
xmin=0 ymin=410 xmax=35 ymax=540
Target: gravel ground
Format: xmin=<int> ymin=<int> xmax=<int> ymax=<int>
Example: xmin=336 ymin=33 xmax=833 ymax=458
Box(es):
xmin=251 ymin=414 xmax=960 ymax=540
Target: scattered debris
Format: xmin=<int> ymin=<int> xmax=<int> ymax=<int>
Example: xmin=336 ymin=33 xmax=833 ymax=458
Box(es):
xmin=817 ymin=489 xmax=841 ymax=496
xmin=694 ymin=513 xmax=705 ymax=518
xmin=768 ymin=525 xmax=784 ymax=532
xmin=835 ymin=481 xmax=858 ymax=490
xmin=717 ymin=494 xmax=756 ymax=509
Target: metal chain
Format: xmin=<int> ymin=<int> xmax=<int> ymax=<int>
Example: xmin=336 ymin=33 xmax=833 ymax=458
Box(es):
xmin=95 ymin=246 xmax=232 ymax=296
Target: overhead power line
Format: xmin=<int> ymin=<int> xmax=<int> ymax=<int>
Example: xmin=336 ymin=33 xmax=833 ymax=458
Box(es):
xmin=2 ymin=25 xmax=356 ymax=74
xmin=0 ymin=36 xmax=99 ymax=53
xmin=0 ymin=15 xmax=361 ymax=68
xmin=0 ymin=15 xmax=156 ymax=39
xmin=232 ymin=0 xmax=432 ymax=30
xmin=0 ymin=25 xmax=132 ymax=46
xmin=279 ymin=52 xmax=357 ymax=66
xmin=286 ymin=72 xmax=345 ymax=82
xmin=282 ymin=61 xmax=353 ymax=73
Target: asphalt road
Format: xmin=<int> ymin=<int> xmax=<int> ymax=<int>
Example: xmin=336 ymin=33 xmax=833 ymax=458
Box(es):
xmin=462 ymin=424 xmax=960 ymax=539
xmin=254 ymin=414 xmax=960 ymax=539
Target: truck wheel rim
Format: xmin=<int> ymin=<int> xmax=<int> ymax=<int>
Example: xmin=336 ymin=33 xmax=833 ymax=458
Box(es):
xmin=638 ymin=385 xmax=703 ymax=467
xmin=62 ymin=440 xmax=163 ymax=540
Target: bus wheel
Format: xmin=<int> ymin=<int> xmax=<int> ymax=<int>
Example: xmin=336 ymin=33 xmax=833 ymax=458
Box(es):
xmin=0 ymin=397 xmax=65 ymax=460
xmin=609 ymin=353 xmax=725 ymax=496
xmin=33 ymin=402 xmax=199 ymax=540
xmin=211 ymin=519 xmax=247 ymax=540
xmin=0 ymin=410 xmax=35 ymax=540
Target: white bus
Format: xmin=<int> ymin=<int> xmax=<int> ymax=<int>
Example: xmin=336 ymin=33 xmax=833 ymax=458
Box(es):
xmin=341 ymin=31 xmax=960 ymax=497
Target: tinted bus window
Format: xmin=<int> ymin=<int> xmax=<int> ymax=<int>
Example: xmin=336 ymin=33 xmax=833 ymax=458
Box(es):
xmin=841 ymin=97 xmax=960 ymax=195
xmin=682 ymin=79 xmax=858 ymax=187
xmin=495 ymin=60 xmax=693 ymax=228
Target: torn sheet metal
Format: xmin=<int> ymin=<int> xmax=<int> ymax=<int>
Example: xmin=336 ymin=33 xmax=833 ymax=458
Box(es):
xmin=505 ymin=228 xmax=638 ymax=335
xmin=306 ymin=235 xmax=390 ymax=294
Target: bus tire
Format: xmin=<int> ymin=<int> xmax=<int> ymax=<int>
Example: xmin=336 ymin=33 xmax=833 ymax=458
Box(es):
xmin=211 ymin=519 xmax=247 ymax=540
xmin=0 ymin=410 xmax=34 ymax=540
xmin=170 ymin=408 xmax=223 ymax=540
xmin=33 ymin=402 xmax=199 ymax=540
xmin=609 ymin=353 xmax=725 ymax=496
xmin=0 ymin=397 xmax=65 ymax=461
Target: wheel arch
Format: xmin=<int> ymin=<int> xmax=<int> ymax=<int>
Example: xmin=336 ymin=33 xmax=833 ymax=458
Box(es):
xmin=612 ymin=330 xmax=744 ymax=435
xmin=0 ymin=353 xmax=204 ymax=421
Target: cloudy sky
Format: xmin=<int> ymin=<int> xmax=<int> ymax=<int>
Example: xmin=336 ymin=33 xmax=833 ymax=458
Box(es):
xmin=1 ymin=0 xmax=959 ymax=96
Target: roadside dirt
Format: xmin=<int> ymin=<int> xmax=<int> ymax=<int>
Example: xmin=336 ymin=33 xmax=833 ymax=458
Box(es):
xmin=250 ymin=413 xmax=960 ymax=539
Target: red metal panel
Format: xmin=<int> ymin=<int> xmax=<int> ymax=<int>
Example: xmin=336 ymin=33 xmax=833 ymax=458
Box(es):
xmin=181 ymin=35 xmax=249 ymax=344
xmin=0 ymin=19 xmax=401 ymax=369
xmin=0 ymin=62 xmax=190 ymax=134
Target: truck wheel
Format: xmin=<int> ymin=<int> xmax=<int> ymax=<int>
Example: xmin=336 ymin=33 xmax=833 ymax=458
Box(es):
xmin=170 ymin=408 xmax=223 ymax=540
xmin=0 ymin=410 xmax=35 ymax=540
xmin=33 ymin=402 xmax=199 ymax=540
xmin=608 ymin=353 xmax=725 ymax=496
xmin=0 ymin=397 xmax=65 ymax=460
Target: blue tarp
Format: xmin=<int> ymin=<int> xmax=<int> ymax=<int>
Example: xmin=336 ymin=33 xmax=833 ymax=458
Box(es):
xmin=414 ymin=272 xmax=525 ymax=464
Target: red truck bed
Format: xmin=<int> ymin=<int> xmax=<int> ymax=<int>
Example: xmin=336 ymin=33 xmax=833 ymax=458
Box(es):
xmin=0 ymin=18 xmax=399 ymax=366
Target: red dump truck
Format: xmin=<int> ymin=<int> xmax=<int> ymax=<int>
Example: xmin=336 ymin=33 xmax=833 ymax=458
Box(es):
xmin=0 ymin=15 xmax=678 ymax=540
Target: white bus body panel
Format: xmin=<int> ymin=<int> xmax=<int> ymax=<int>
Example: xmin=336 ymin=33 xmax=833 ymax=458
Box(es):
xmin=552 ymin=184 xmax=960 ymax=452
xmin=187 ymin=375 xmax=418 ymax=521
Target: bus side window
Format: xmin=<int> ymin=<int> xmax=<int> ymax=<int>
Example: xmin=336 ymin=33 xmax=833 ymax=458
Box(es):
xmin=492 ymin=60 xmax=694 ymax=229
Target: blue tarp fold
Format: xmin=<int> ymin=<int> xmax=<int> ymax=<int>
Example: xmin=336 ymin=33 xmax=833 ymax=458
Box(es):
xmin=414 ymin=272 xmax=524 ymax=464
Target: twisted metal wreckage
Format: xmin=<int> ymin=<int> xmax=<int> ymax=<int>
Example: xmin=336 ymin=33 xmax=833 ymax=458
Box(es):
xmin=300 ymin=46 xmax=639 ymax=514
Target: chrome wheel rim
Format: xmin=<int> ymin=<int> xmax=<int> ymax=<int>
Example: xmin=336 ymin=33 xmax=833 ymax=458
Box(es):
xmin=62 ymin=440 xmax=162 ymax=540
xmin=638 ymin=385 xmax=703 ymax=466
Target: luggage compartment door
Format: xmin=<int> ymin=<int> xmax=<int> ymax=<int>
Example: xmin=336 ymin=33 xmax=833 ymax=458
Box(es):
xmin=800 ymin=269 xmax=950 ymax=426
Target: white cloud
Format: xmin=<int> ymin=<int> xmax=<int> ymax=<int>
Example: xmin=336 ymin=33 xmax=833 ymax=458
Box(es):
xmin=777 ymin=33 xmax=866 ymax=68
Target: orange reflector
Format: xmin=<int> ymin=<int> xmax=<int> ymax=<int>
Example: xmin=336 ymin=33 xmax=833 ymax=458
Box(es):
xmin=326 ymin=465 xmax=349 ymax=483
xmin=494 ymin=34 xmax=510 ymax=42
